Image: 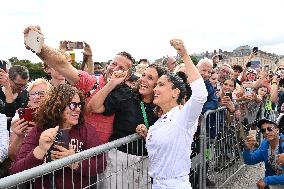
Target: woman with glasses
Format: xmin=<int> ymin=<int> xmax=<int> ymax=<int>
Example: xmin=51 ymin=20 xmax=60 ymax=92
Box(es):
xmin=8 ymin=78 xmax=52 ymax=161
xmin=243 ymin=118 xmax=284 ymax=188
xmin=10 ymin=84 xmax=105 ymax=189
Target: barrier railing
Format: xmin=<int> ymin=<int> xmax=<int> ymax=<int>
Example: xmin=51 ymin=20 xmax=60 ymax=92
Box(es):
xmin=196 ymin=102 xmax=265 ymax=189
xmin=0 ymin=101 xmax=275 ymax=189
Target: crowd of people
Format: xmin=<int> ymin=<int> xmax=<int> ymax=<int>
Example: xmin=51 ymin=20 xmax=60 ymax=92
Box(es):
xmin=0 ymin=25 xmax=284 ymax=188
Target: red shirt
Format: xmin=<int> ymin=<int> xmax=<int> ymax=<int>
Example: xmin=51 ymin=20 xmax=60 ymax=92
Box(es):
xmin=73 ymin=71 xmax=114 ymax=144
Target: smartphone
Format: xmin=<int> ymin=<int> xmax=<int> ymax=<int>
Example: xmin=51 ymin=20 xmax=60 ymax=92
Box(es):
xmin=218 ymin=54 xmax=223 ymax=60
xmin=252 ymin=47 xmax=258 ymax=55
xmin=0 ymin=60 xmax=7 ymax=72
xmin=54 ymin=129 xmax=70 ymax=149
xmin=24 ymin=30 xmax=45 ymax=53
xmin=66 ymin=41 xmax=84 ymax=50
xmin=225 ymin=92 xmax=232 ymax=100
xmin=245 ymin=88 xmax=253 ymax=95
xmin=246 ymin=61 xmax=251 ymax=68
xmin=248 ymin=129 xmax=257 ymax=140
xmin=18 ymin=108 xmax=35 ymax=127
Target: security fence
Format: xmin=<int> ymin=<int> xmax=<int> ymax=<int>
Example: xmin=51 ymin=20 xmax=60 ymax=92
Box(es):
xmin=0 ymin=102 xmax=277 ymax=189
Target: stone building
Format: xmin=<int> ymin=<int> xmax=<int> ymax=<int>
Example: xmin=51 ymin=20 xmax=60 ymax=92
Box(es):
xmin=193 ymin=45 xmax=279 ymax=70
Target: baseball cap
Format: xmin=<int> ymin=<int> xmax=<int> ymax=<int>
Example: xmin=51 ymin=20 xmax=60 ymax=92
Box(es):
xmin=257 ymin=118 xmax=278 ymax=129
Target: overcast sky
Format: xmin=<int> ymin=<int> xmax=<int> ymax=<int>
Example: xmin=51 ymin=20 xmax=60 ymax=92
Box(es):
xmin=1 ymin=0 xmax=283 ymax=63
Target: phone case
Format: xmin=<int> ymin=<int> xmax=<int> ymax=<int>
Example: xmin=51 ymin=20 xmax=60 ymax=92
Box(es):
xmin=24 ymin=31 xmax=44 ymax=53
xmin=18 ymin=108 xmax=35 ymax=122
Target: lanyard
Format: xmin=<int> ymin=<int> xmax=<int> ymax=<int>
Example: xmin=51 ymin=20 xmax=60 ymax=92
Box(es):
xmin=140 ymin=101 xmax=149 ymax=129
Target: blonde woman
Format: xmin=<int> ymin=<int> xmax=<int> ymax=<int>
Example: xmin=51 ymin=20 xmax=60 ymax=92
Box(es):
xmin=8 ymin=78 xmax=52 ymax=160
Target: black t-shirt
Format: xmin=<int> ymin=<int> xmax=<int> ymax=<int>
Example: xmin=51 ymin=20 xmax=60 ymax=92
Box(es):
xmin=0 ymin=89 xmax=28 ymax=117
xmin=103 ymin=84 xmax=157 ymax=156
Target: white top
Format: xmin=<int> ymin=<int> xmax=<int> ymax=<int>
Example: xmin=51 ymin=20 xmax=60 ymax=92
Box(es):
xmin=146 ymin=78 xmax=208 ymax=179
xmin=0 ymin=113 xmax=8 ymax=163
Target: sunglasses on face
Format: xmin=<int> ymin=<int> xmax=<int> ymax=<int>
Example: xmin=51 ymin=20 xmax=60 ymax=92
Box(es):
xmin=29 ymin=91 xmax=46 ymax=97
xmin=260 ymin=126 xmax=275 ymax=133
xmin=68 ymin=102 xmax=83 ymax=111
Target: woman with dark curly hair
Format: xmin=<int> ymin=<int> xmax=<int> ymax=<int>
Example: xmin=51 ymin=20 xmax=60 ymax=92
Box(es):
xmin=10 ymin=84 xmax=105 ymax=189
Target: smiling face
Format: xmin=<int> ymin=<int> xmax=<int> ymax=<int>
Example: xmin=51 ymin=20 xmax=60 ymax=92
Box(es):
xmin=209 ymin=73 xmax=218 ymax=87
xmin=153 ymin=75 xmax=179 ymax=107
xmin=261 ymin=123 xmax=279 ymax=141
xmin=28 ymin=83 xmax=49 ymax=108
xmin=62 ymin=94 xmax=81 ymax=128
xmin=222 ymin=79 xmax=235 ymax=93
xmin=257 ymin=87 xmax=268 ymax=97
xmin=109 ymin=55 xmax=132 ymax=76
xmin=139 ymin=67 xmax=159 ymax=98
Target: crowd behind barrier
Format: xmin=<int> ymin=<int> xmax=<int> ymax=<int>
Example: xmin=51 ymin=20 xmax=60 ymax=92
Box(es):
xmin=0 ymin=101 xmax=275 ymax=189
xmin=1 ymin=26 xmax=284 ymax=189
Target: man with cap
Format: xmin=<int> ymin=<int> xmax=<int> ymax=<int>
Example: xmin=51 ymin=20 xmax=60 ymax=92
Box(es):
xmin=243 ymin=118 xmax=284 ymax=188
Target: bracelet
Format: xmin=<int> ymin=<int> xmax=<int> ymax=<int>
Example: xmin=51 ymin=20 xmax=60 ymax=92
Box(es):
xmin=272 ymin=82 xmax=278 ymax=85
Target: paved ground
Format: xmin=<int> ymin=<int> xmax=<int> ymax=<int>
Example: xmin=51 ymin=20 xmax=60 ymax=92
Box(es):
xmin=220 ymin=163 xmax=265 ymax=189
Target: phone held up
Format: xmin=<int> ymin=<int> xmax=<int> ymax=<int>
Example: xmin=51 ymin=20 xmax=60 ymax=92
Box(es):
xmin=225 ymin=92 xmax=232 ymax=100
xmin=252 ymin=47 xmax=258 ymax=55
xmin=61 ymin=41 xmax=84 ymax=51
xmin=0 ymin=60 xmax=7 ymax=72
xmin=18 ymin=108 xmax=36 ymax=127
xmin=24 ymin=30 xmax=45 ymax=54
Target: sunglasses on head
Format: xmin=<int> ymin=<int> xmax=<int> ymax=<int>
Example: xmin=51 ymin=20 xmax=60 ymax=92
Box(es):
xmin=260 ymin=126 xmax=275 ymax=133
xmin=68 ymin=102 xmax=83 ymax=111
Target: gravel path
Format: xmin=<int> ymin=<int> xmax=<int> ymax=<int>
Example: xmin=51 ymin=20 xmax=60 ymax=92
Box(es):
xmin=220 ymin=163 xmax=265 ymax=189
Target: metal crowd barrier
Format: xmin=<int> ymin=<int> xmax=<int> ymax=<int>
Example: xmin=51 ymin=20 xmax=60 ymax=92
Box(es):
xmin=197 ymin=102 xmax=265 ymax=189
xmin=0 ymin=101 xmax=273 ymax=189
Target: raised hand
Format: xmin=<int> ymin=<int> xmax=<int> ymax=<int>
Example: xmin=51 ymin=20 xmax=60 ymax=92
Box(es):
xmin=244 ymin=135 xmax=257 ymax=150
xmin=82 ymin=41 xmax=92 ymax=57
xmin=23 ymin=25 xmax=43 ymax=51
xmin=0 ymin=68 xmax=10 ymax=88
xmin=170 ymin=39 xmax=187 ymax=57
xmin=109 ymin=70 xmax=128 ymax=87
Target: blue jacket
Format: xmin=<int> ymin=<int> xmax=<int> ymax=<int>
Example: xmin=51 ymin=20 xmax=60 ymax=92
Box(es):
xmin=202 ymin=80 xmax=219 ymax=138
xmin=243 ymin=134 xmax=284 ymax=185
xmin=202 ymin=80 xmax=218 ymax=114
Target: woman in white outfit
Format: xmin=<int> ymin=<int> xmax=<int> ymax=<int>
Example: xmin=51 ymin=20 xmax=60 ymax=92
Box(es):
xmin=136 ymin=39 xmax=208 ymax=189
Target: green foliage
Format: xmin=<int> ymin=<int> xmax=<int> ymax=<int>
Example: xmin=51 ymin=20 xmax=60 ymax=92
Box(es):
xmin=190 ymin=56 xmax=198 ymax=65
xmin=8 ymin=57 xmax=49 ymax=80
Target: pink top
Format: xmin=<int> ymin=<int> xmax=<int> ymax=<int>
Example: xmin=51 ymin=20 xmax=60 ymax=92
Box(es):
xmin=74 ymin=71 xmax=114 ymax=144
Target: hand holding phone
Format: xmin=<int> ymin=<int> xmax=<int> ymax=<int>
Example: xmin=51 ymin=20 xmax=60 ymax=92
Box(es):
xmin=24 ymin=30 xmax=45 ymax=53
xmin=18 ymin=108 xmax=35 ymax=126
xmin=248 ymin=129 xmax=257 ymax=141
